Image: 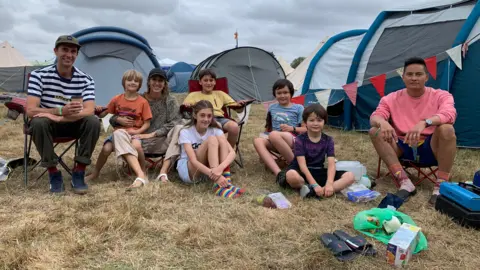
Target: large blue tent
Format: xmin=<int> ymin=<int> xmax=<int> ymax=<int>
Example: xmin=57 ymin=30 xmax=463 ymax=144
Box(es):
xmin=167 ymin=61 xmax=195 ymax=93
xmin=304 ymin=0 xmax=480 ymax=148
xmin=71 ymin=26 xmax=160 ymax=106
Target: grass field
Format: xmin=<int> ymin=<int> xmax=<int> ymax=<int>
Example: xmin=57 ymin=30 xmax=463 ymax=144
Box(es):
xmin=1 ymin=97 xmax=480 ymax=269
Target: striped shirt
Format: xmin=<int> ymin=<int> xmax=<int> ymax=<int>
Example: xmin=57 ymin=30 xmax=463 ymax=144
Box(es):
xmin=27 ymin=65 xmax=95 ymax=108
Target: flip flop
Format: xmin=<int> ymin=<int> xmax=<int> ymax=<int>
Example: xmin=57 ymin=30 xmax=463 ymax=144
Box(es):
xmin=319 ymin=233 xmax=358 ymax=262
xmin=395 ymin=189 xmax=417 ymax=202
xmin=155 ymin=173 xmax=169 ymax=183
xmin=126 ymin=177 xmax=148 ymax=191
xmin=332 ymin=230 xmax=377 ymax=256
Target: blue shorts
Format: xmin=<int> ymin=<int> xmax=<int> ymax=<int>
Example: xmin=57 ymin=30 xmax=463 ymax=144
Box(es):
xmin=104 ymin=135 xmax=113 ymax=145
xmin=397 ymin=135 xmax=437 ymax=165
xmin=215 ymin=117 xmax=233 ymax=127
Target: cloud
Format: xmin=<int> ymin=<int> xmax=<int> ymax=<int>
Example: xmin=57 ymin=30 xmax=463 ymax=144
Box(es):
xmin=58 ymin=0 xmax=179 ymax=15
xmin=1 ymin=0 xmax=435 ymax=65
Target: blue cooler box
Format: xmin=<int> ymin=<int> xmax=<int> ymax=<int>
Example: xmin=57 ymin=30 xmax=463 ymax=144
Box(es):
xmin=439 ymin=182 xmax=480 ymax=211
xmin=436 ymin=182 xmax=480 ymax=229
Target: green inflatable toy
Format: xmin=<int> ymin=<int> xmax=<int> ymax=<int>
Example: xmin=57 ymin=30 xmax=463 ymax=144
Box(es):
xmin=353 ymin=208 xmax=428 ymax=254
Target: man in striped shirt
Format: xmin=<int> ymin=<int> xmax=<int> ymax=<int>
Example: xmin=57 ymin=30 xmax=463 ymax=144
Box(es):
xmin=26 ymin=35 xmax=101 ymax=195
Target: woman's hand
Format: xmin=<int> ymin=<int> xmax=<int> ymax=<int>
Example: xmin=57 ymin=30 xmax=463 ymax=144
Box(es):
xmin=214 ymin=175 xmax=228 ymax=188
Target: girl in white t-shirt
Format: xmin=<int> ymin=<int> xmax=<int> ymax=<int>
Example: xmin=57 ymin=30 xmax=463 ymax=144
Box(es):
xmin=177 ymin=100 xmax=245 ymax=198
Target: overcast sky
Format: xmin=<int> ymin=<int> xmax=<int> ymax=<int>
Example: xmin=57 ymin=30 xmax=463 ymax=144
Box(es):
xmin=1 ymin=0 xmax=432 ymax=66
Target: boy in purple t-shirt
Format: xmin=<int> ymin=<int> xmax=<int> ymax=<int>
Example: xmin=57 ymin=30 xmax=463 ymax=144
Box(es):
xmin=277 ymin=104 xmax=355 ymax=198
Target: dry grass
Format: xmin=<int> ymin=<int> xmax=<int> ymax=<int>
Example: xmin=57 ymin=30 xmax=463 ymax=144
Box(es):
xmin=1 ymin=97 xmax=480 ymax=270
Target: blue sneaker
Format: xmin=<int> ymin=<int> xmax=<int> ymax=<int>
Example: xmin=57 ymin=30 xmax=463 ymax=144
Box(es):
xmin=49 ymin=171 xmax=64 ymax=194
xmin=71 ymin=171 xmax=88 ymax=195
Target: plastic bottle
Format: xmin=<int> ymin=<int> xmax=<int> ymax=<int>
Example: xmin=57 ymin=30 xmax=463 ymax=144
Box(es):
xmin=359 ymin=174 xmax=371 ymax=189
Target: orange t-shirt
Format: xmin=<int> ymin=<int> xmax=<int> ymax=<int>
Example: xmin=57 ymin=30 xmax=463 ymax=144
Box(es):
xmin=107 ymin=93 xmax=152 ymax=130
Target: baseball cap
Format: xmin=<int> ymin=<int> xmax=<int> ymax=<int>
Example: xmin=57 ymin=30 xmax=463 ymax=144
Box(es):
xmin=148 ymin=68 xmax=167 ymax=79
xmin=55 ymin=35 xmax=81 ymax=48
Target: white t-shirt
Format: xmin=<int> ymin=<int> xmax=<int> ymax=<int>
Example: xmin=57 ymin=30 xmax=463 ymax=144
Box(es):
xmin=178 ymin=125 xmax=224 ymax=160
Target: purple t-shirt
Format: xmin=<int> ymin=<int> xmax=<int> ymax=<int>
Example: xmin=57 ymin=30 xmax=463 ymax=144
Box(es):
xmin=292 ymin=133 xmax=335 ymax=168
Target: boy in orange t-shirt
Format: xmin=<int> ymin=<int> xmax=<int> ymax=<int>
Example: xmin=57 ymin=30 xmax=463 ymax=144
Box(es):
xmin=97 ymin=69 xmax=152 ymax=189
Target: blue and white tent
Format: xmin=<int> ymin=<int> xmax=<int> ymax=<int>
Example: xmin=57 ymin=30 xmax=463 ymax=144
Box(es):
xmin=167 ymin=61 xmax=195 ymax=93
xmin=340 ymin=0 xmax=480 ymax=148
xmin=71 ymin=26 xmax=160 ymax=106
xmin=296 ymin=30 xmax=367 ymax=128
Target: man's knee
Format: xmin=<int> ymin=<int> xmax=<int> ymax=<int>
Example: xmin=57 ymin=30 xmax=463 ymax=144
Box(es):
xmin=435 ymin=124 xmax=456 ymax=141
xmin=30 ymin=117 xmax=52 ymax=131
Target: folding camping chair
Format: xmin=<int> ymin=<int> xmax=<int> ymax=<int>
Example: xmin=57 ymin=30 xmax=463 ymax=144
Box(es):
xmin=4 ymin=97 xmax=93 ymax=186
xmin=180 ymin=77 xmax=255 ymax=168
xmin=376 ymin=156 xmax=438 ymax=188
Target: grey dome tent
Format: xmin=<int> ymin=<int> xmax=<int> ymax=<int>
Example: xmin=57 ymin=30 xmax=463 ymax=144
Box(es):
xmin=70 ymin=26 xmax=161 ymax=106
xmin=191 ymin=46 xmax=286 ymax=102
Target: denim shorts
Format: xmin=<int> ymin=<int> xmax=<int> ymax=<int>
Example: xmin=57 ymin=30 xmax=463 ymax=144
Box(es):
xmin=215 ymin=117 xmax=232 ymax=127
xmin=176 ymin=158 xmax=208 ymax=184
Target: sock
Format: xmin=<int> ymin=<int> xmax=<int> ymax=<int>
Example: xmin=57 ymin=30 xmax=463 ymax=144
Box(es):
xmin=211 ymin=166 xmax=245 ymax=198
xmin=433 ymin=171 xmax=450 ymax=195
xmin=74 ymin=163 xmax=87 ymax=172
xmin=223 ymin=166 xmax=246 ymax=195
xmin=389 ymin=163 xmax=415 ymax=192
xmin=48 ymin=167 xmax=58 ymax=174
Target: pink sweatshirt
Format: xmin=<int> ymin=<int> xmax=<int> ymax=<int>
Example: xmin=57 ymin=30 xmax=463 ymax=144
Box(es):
xmin=370 ymin=87 xmax=457 ymax=137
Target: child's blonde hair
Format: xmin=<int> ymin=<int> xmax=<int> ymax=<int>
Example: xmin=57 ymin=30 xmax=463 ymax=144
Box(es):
xmin=122 ymin=69 xmax=143 ymax=92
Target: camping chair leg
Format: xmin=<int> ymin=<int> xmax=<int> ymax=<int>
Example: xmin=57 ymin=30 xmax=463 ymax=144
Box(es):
xmin=235 ymin=147 xmax=244 ymax=168
xmin=233 ymin=123 xmax=244 ymax=168
xmin=56 ymin=141 xmax=77 ymax=176
xmin=376 ymin=157 xmax=382 ymax=179
xmin=24 ymin=133 xmax=29 ymax=186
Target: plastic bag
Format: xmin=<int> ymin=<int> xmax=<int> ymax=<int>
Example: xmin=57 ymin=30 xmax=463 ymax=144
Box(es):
xmin=0 ymin=157 xmax=11 ymax=182
xmin=341 ymin=183 xmax=380 ymax=203
xmin=353 ymin=208 xmax=428 ymax=254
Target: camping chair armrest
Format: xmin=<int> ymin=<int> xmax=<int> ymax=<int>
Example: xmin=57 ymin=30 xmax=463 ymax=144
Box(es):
xmin=4 ymin=99 xmax=26 ymax=115
xmin=179 ymin=105 xmax=193 ymax=113
xmin=179 ymin=105 xmax=193 ymax=119
xmin=94 ymin=106 xmax=108 ymax=116
xmin=4 ymin=98 xmax=27 ymax=123
xmin=226 ymin=99 xmax=255 ymax=124
xmin=225 ymin=99 xmax=256 ymax=110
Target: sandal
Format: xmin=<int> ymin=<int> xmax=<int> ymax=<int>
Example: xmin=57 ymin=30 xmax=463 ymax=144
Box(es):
xmin=126 ymin=177 xmax=148 ymax=191
xmin=333 ymin=230 xmax=377 ymax=256
xmin=155 ymin=173 xmax=169 ymax=183
xmin=319 ymin=233 xmax=358 ymax=262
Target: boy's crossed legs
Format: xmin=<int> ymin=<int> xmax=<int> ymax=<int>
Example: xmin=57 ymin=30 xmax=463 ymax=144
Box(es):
xmin=285 ymin=169 xmax=355 ymax=198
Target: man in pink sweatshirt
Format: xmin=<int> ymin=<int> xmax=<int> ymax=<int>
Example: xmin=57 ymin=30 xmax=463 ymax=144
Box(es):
xmin=369 ymin=57 xmax=457 ymax=205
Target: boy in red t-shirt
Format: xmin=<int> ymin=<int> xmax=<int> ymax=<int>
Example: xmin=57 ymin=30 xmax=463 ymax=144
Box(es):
xmin=97 ymin=69 xmax=152 ymax=189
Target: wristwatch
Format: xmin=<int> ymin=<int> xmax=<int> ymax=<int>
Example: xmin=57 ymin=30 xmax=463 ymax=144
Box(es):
xmin=424 ymin=119 xmax=433 ymax=127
